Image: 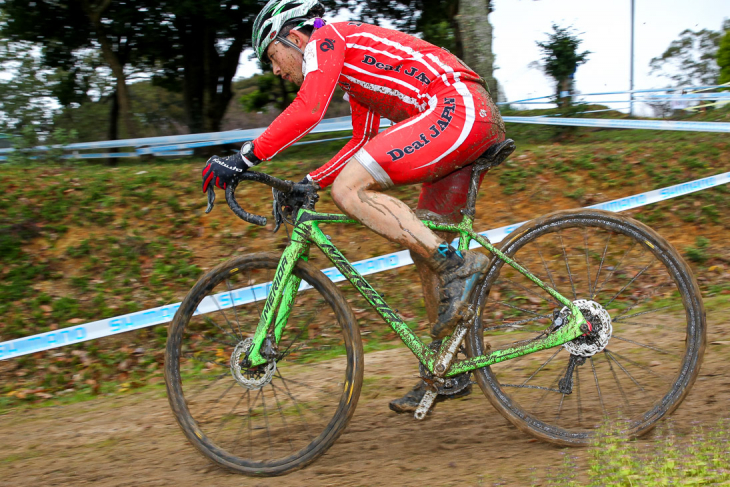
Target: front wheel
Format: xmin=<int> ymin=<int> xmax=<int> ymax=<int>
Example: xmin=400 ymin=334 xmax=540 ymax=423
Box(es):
xmin=165 ymin=253 xmax=363 ymax=476
xmin=466 ymin=209 xmax=706 ymax=445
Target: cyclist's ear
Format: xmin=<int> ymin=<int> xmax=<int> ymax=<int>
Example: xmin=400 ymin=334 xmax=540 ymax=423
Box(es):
xmin=288 ymin=28 xmax=309 ymax=49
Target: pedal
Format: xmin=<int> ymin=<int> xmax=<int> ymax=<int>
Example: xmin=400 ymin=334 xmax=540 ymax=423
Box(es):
xmin=414 ymin=387 xmax=437 ymax=420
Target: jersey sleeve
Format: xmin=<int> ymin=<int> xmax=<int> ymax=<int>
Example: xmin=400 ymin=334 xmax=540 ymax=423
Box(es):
xmin=308 ymin=96 xmax=381 ymax=188
xmin=252 ymin=24 xmax=347 ymax=161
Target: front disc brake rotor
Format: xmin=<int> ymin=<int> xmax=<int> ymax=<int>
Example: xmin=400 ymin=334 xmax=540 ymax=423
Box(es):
xmin=230 ymin=337 xmax=276 ymax=390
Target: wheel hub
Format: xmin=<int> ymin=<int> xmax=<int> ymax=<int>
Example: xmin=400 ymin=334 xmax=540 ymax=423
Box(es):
xmin=230 ymin=338 xmax=276 ymax=390
xmin=558 ymin=299 xmax=612 ymax=357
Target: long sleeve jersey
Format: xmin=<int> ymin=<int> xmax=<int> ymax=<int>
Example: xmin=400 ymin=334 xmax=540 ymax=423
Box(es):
xmin=252 ymin=21 xmax=483 ymax=188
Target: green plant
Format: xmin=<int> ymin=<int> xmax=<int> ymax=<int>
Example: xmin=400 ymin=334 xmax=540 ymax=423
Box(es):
xmin=685 ymin=236 xmax=711 ymax=264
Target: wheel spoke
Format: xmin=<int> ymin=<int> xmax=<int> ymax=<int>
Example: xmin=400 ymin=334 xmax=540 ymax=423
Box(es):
xmin=496 ymin=276 xmax=560 ymax=307
xmin=591 ymin=232 xmax=612 ymax=300
xmin=209 ymin=294 xmax=241 ymax=341
xmin=484 ymin=313 xmax=553 ymax=332
xmin=593 ymin=241 xmax=638 ymax=300
xmin=225 ymin=278 xmax=245 ymax=340
xmin=270 ymin=383 xmax=295 ymax=452
xmin=557 ymin=232 xmax=577 ymax=301
xmin=604 ymin=350 xmax=632 ymax=415
xmin=212 ymin=389 xmax=247 ymax=441
xmin=200 ymin=380 xmax=238 ymax=418
xmin=203 ymin=316 xmax=239 ymax=344
xmin=604 ymin=349 xmax=646 ymax=391
xmin=521 ymin=347 xmax=563 ymax=386
xmin=260 ymin=386 xmax=275 ymax=455
xmin=613 ymin=304 xmax=678 ymax=323
xmin=495 ymin=300 xmax=544 ymax=317
xmin=575 ymin=366 xmax=583 ymax=424
xmin=605 ymin=349 xmax=672 ymax=384
xmin=612 ymin=320 xmax=665 ymax=329
xmin=536 ymin=243 xmax=559 ymax=296
xmin=590 ymin=357 xmax=607 ymax=418
xmin=232 ymin=390 xmax=252 ymax=452
xmin=583 ymin=227 xmax=593 ymax=298
xmin=274 ymin=372 xmax=315 ymax=441
xmin=604 ymin=260 xmax=655 ymax=308
xmin=186 ymin=372 xmax=230 ymax=400
xmin=611 ymin=335 xmax=679 ymax=357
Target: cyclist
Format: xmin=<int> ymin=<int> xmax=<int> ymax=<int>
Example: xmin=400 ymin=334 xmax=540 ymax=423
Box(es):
xmin=201 ymin=0 xmax=506 ymax=413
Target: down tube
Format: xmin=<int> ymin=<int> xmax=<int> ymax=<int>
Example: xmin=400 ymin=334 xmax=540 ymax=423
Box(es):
xmin=309 ymin=226 xmax=435 ymax=368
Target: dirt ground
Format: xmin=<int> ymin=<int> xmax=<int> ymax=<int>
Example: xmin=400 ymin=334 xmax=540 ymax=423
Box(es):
xmin=1 ymin=304 xmax=728 ymax=487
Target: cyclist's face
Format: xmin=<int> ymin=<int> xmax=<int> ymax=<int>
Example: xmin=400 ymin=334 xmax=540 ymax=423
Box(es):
xmin=267 ymin=33 xmax=307 ymax=86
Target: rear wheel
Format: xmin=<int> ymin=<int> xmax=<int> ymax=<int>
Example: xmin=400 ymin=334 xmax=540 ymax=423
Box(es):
xmin=466 ymin=210 xmax=705 ymax=445
xmin=165 ymin=253 xmax=363 ymax=475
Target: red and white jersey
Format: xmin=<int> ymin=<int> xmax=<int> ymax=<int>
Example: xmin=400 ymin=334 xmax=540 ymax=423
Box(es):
xmin=252 ymin=22 xmax=484 ymax=188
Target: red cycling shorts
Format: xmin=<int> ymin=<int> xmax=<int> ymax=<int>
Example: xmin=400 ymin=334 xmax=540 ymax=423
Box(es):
xmin=352 ymin=81 xmax=505 ymax=221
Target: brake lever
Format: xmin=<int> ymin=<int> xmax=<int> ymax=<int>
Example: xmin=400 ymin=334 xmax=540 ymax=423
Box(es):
xmin=205 ymin=186 xmax=216 ymax=214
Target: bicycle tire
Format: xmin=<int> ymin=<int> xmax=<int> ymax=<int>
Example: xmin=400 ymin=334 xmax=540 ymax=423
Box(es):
xmin=465 ymin=209 xmax=705 ymax=445
xmin=165 ymin=253 xmax=363 ymax=476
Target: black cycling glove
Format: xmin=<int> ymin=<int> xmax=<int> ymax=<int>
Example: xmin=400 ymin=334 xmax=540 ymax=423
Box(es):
xmin=201 ymin=141 xmax=261 ymax=192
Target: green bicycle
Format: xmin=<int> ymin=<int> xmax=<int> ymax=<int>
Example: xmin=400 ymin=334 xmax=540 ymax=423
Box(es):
xmin=165 ymin=140 xmax=706 ymax=476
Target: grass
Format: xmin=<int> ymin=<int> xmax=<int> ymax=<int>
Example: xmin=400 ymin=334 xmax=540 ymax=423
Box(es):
xmin=1 ymin=108 xmax=729 ymax=410
xmin=539 ymin=420 xmax=730 ymax=486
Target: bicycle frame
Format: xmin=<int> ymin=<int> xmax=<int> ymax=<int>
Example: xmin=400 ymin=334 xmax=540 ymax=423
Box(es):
xmin=245 ymin=209 xmax=588 ymax=376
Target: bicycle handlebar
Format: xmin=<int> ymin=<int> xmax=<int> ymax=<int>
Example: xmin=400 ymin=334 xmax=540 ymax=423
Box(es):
xmin=205 ymin=170 xmax=295 ymax=226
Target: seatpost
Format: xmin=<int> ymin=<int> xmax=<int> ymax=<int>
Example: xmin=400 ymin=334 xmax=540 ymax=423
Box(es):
xmin=462 ymin=163 xmax=490 ymax=218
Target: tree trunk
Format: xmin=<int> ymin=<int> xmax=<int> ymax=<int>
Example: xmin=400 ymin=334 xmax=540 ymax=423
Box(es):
xmin=455 ymin=0 xmax=498 ymax=99
xmin=557 ymin=77 xmax=572 ymax=108
xmin=178 ymin=14 xmax=245 ymax=141
xmin=79 ymin=0 xmax=137 ymax=139
xmin=107 ymin=90 xmax=119 ymax=166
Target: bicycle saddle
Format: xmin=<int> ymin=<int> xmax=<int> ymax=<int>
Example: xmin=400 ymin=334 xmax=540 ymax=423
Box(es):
xmin=474 ymin=138 xmax=516 ymax=170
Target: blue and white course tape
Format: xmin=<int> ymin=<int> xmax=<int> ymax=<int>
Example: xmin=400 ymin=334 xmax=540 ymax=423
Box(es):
xmin=1 ymin=171 xmax=728 ymax=361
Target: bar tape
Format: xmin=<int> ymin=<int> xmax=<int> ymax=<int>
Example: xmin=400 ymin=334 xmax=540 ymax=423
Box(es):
xmin=1 ymin=171 xmax=728 ymax=361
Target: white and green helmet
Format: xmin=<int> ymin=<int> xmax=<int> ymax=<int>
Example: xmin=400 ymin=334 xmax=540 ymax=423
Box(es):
xmin=252 ymin=0 xmax=324 ymax=63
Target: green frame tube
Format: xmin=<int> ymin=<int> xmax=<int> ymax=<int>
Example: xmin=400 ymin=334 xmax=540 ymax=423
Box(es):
xmin=245 ymin=209 xmax=587 ymax=373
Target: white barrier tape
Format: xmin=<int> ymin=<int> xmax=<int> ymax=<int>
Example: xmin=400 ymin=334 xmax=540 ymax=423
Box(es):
xmin=499 ymin=84 xmax=728 ymax=105
xmin=1 ymin=172 xmax=729 ymax=361
xmin=503 ymin=117 xmax=730 ymax=133
xmin=0 ymin=117 xmax=391 ymax=156
xmin=3 ymin=106 xmax=729 ymax=158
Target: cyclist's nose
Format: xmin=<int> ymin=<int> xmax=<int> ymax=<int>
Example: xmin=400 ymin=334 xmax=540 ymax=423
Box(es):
xmin=272 ymin=63 xmax=281 ymax=76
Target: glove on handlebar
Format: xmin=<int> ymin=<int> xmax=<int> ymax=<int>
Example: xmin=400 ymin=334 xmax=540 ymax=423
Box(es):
xmin=201 ymin=142 xmax=261 ymax=193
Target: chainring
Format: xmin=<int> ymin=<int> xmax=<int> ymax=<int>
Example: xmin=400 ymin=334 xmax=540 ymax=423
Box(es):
xmin=419 ymin=341 xmax=472 ymax=396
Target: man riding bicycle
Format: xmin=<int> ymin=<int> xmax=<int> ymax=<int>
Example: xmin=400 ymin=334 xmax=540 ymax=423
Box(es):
xmin=201 ymin=0 xmax=506 ymax=413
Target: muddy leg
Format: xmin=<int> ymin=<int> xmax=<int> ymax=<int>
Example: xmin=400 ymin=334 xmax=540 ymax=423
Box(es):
xmin=331 ymin=159 xmax=442 ymax=259
xmin=412 ymin=228 xmax=458 ymax=335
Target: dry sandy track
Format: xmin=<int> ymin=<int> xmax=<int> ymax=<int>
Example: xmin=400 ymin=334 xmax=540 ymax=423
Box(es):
xmin=1 ymin=306 xmax=729 ymax=487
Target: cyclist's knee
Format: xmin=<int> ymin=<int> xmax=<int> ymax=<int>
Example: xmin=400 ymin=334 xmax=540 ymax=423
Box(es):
xmin=331 ymin=158 xmax=378 ymax=210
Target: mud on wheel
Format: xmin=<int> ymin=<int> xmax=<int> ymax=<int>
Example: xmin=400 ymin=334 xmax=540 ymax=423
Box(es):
xmin=465 ymin=209 xmax=706 ymax=445
xmin=165 ymin=253 xmax=363 ymax=476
